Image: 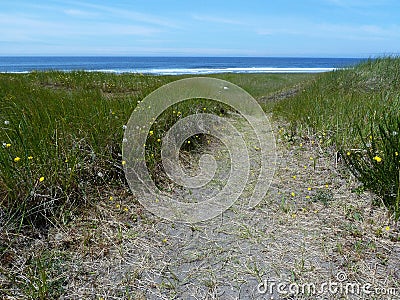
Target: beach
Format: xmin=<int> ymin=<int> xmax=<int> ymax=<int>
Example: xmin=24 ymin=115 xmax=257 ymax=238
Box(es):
xmin=0 ymin=58 xmax=399 ymax=299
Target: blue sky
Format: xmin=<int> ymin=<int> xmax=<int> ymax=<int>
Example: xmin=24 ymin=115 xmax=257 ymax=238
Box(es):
xmin=1 ymin=0 xmax=399 ymax=57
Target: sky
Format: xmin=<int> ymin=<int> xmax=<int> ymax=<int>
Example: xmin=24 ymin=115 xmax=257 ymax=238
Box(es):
xmin=1 ymin=0 xmax=400 ymax=57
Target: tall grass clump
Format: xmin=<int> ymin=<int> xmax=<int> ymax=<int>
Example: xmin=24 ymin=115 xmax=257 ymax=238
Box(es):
xmin=0 ymin=71 xmax=165 ymax=228
xmin=0 ymin=71 xmax=234 ymax=229
xmin=342 ymin=116 xmax=400 ymax=219
xmin=273 ymin=56 xmax=400 ymax=218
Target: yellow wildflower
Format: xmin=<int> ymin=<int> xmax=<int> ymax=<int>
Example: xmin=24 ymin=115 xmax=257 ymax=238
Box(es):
xmin=28 ymin=156 xmax=33 ymax=160
xmin=157 ymin=138 xmax=161 ymax=142
xmin=307 ymin=187 xmax=312 ymax=191
xmin=39 ymin=177 xmax=44 ymax=182
xmin=291 ymin=213 xmax=297 ymax=218
xmin=325 ymin=184 xmax=329 ymax=188
xmin=395 ymin=152 xmax=398 ymax=156
xmin=162 ymin=238 xmax=167 ymax=243
xmin=121 ymin=160 xmax=126 ymax=165
xmin=187 ymin=140 xmax=191 ymax=144
xmin=292 ymin=175 xmax=297 ymax=179
xmin=385 ymin=226 xmax=390 ymax=231
xmin=305 ymin=195 xmax=310 ymax=199
xmin=373 ymin=156 xmax=382 ymax=162
xmin=203 ymin=107 xmax=207 ymax=111
xmin=115 ymin=204 xmax=120 ymax=209
xmin=123 ymin=207 xmax=129 ymax=212
xmin=347 ymin=151 xmax=351 ymax=156
xmin=149 ymin=130 xmax=154 ymax=136
xmin=6 ymin=143 xmax=11 ymax=148
xmin=14 ymin=157 xmax=20 ymax=162
xmin=309 ymin=156 xmax=314 ymax=160
xmin=291 ymin=192 xmax=295 ymax=197
xmin=109 ymin=196 xmax=113 ymax=201
xmin=299 ymin=143 xmax=303 ymax=147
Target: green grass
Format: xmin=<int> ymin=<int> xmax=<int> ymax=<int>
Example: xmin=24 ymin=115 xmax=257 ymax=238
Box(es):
xmin=0 ymin=71 xmax=309 ymax=229
xmin=273 ymin=56 xmax=400 ymax=218
xmin=1 ymin=66 xmax=399 ymax=299
xmin=0 ymin=71 xmax=165 ymax=228
xmin=209 ymin=73 xmax=313 ymax=99
xmin=3 ymin=61 xmax=397 ymax=229
xmin=342 ymin=115 xmax=400 ymax=219
xmin=273 ymin=57 xmax=400 ymax=146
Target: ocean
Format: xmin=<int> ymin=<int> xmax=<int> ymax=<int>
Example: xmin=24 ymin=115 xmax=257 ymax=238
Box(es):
xmin=0 ymin=56 xmax=365 ymax=75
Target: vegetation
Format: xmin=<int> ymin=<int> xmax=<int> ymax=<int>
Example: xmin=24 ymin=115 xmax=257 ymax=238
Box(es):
xmin=1 ymin=59 xmax=399 ymax=227
xmin=1 ymin=71 xmax=157 ymax=228
xmin=1 ymin=60 xmax=399 ymax=299
xmin=342 ymin=116 xmax=400 ymax=219
xmin=273 ymin=57 xmax=400 ymax=218
xmin=0 ymin=71 xmax=309 ymax=229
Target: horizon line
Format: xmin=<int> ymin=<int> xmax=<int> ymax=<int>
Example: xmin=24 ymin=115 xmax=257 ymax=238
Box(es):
xmin=0 ymin=54 xmax=389 ymax=58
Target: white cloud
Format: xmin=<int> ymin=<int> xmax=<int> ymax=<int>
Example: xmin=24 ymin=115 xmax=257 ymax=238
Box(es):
xmin=90 ymin=24 xmax=161 ymax=36
xmin=65 ymin=1 xmax=179 ymax=28
xmin=324 ymin=0 xmax=393 ymax=8
xmin=0 ymin=13 xmax=161 ymax=41
xmin=254 ymin=15 xmax=400 ymax=41
xmin=317 ymin=23 xmax=400 ymax=39
xmin=63 ymin=9 xmax=99 ymax=17
xmin=192 ymin=15 xmax=244 ymax=25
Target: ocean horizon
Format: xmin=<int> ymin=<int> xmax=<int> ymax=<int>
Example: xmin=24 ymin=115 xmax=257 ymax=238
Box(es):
xmin=0 ymin=56 xmax=366 ymax=75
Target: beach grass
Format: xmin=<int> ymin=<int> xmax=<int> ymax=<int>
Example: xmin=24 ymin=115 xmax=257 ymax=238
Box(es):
xmin=273 ymin=56 xmax=400 ymax=218
xmin=0 ymin=71 xmax=174 ymax=228
xmin=0 ymin=71 xmax=310 ymax=229
xmin=1 ymin=62 xmax=399 ymax=299
xmin=1 ymin=60 xmax=399 ymax=226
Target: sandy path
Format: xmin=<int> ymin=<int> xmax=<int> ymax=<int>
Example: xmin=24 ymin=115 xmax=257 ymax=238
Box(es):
xmin=3 ymin=114 xmax=398 ymax=299
xmin=44 ymin=113 xmax=398 ymax=300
